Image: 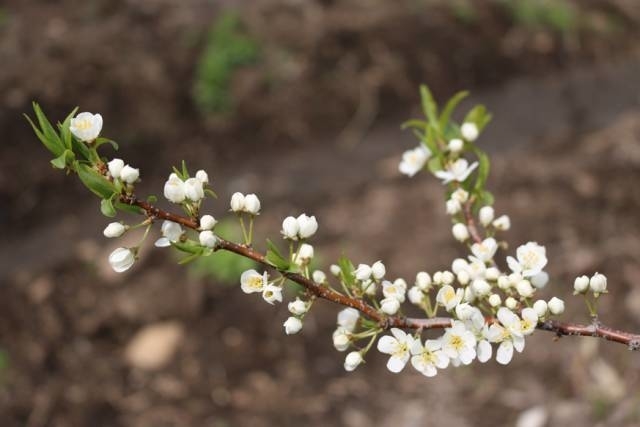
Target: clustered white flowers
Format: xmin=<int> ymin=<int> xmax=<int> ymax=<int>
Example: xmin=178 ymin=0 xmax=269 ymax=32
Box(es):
xmin=35 ymin=90 xmax=621 ymax=381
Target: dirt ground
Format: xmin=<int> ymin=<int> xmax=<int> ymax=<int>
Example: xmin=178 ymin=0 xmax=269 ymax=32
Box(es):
xmin=1 ymin=1 xmax=640 ymax=426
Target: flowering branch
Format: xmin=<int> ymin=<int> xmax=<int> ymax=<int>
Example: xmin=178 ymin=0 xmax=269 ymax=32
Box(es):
xmin=26 ymin=85 xmax=640 ymax=377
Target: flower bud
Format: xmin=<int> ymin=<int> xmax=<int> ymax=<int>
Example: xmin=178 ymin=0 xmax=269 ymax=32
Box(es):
xmin=283 ymin=317 xmax=303 ymax=335
xmin=103 ymin=222 xmax=126 ymax=238
xmin=433 ymin=271 xmax=443 ymax=285
xmin=408 ymin=286 xmax=423 ymax=305
xmin=461 ymin=122 xmax=479 ymax=141
xmin=589 ymin=273 xmax=607 ymax=294
xmin=492 ymin=215 xmax=511 ymax=231
xmin=548 ymin=297 xmax=565 ymax=315
xmin=281 ymin=216 xmax=299 ymax=240
xmin=243 ymin=193 xmax=261 ymax=215
xmin=472 ymin=279 xmax=491 ymax=297
xmin=120 ymin=165 xmax=139 ymax=184
xmin=533 ymin=299 xmax=548 ymax=318
xmin=497 ymin=275 xmax=510 ymax=290
xmin=164 ymin=173 xmax=186 ymax=204
xmin=107 ymin=158 xmax=124 ymax=179
xmin=199 ymin=215 xmax=217 ymax=230
xmin=451 ymin=259 xmax=468 ymax=274
xmin=446 ymin=199 xmax=461 ymax=215
xmin=488 ymin=294 xmax=502 ymax=307
xmin=531 ymin=271 xmax=549 ymax=289
xmin=415 ymin=272 xmax=432 ymax=291
xmin=455 ymin=303 xmax=475 ymax=320
xmin=230 ymin=192 xmax=245 ymax=212
xmin=573 ymin=275 xmax=589 ymax=293
xmin=485 ymin=267 xmax=500 ymax=281
xmin=457 ymin=270 xmax=470 ymax=286
xmin=296 ymin=244 xmax=314 ymax=265
xmin=330 ymin=264 xmax=341 ymax=277
xmin=344 ymin=351 xmax=363 ymax=372
xmin=441 ymin=271 xmax=455 ymax=285
xmin=312 ymin=270 xmax=326 ymax=284
xmin=296 ymin=214 xmax=318 ymax=239
xmin=287 ymin=298 xmax=309 ymax=316
xmin=184 ymin=178 xmax=204 ymax=202
xmin=451 ymin=188 xmax=469 ymax=203
xmin=199 ymin=230 xmax=217 ymax=248
xmin=505 ymin=296 xmax=518 ymax=310
xmin=448 ymin=138 xmax=464 ymax=153
xmin=70 ymin=112 xmax=103 ymax=142
xmin=354 ymin=264 xmax=372 ymax=281
xmin=380 ymin=297 xmax=400 ymax=315
xmin=195 ymin=169 xmax=209 ymax=184
xmin=333 ymin=328 xmax=351 ymax=351
xmin=479 ymin=206 xmax=495 ymax=227
xmin=452 ymin=223 xmax=469 ymax=242
xmin=516 ymin=280 xmax=534 ymax=298
xmin=108 ymin=247 xmax=135 ymax=273
xmin=371 ymin=261 xmax=386 ymax=280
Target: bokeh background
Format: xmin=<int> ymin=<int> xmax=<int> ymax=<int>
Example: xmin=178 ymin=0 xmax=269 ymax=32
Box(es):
xmin=1 ymin=0 xmax=640 ymax=426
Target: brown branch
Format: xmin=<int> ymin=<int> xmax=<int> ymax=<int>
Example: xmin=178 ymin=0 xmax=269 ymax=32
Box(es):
xmin=122 ymin=195 xmax=640 ymax=349
xmin=462 ymin=200 xmax=483 ymax=244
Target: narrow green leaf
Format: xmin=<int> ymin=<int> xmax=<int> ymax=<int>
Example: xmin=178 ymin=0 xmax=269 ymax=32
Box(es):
xmin=472 ymin=146 xmax=490 ymax=191
xmin=439 ymin=90 xmax=469 ymax=129
xmin=57 ymin=107 xmax=78 ymax=150
xmin=114 ymin=201 xmax=144 ymax=215
xmin=76 ymin=163 xmax=118 ymax=199
xmin=50 ymin=149 xmax=75 ymax=170
xmin=172 ymin=240 xmax=204 ymax=254
xmin=94 ymin=137 xmax=119 ymax=151
xmin=100 ymin=198 xmax=117 ymax=217
xmin=420 ymin=85 xmax=439 ymax=129
xmin=204 ymin=188 xmax=218 ymax=199
xmin=464 ymin=105 xmax=493 ymax=132
xmin=427 ymin=157 xmax=443 ymax=173
xmin=178 ymin=251 xmax=204 ymax=265
xmin=337 ymin=254 xmax=355 ymax=288
xmin=25 ymin=105 xmax=63 ymax=157
xmin=181 ymin=160 xmax=189 ymax=178
xmin=401 ymin=119 xmax=427 ymax=130
xmin=266 ymin=239 xmax=290 ymax=270
xmin=33 ymin=102 xmax=64 ymax=154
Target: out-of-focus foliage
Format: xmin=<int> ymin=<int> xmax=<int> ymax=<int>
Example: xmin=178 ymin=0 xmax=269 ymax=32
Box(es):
xmin=500 ymin=0 xmax=577 ymax=33
xmin=193 ymin=11 xmax=260 ymax=114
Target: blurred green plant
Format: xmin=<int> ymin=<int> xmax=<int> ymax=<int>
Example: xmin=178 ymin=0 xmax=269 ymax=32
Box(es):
xmin=188 ymin=218 xmax=256 ymax=283
xmin=500 ymin=0 xmax=577 ymax=34
xmin=0 ymin=8 xmax=8 ymax=29
xmin=449 ymin=0 xmax=477 ymax=25
xmin=193 ymin=11 xmax=260 ymax=114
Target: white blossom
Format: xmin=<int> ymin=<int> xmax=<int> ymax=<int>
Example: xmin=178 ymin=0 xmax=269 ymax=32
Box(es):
xmin=573 ymin=275 xmax=590 ymax=293
xmin=333 ymin=327 xmax=351 ymax=351
xmin=492 ymin=215 xmax=511 ymax=231
xmin=399 ymin=145 xmax=431 ymax=177
xmin=243 ymin=194 xmax=261 ymax=215
xmin=519 ymin=308 xmax=539 ymax=335
xmin=108 ymin=247 xmax=135 ymax=273
xmin=533 ymin=300 xmax=548 ymax=318
xmin=472 ymin=279 xmax=492 ymax=297
xmin=485 ymin=267 xmax=500 ymax=281
xmin=344 ymin=351 xmax=364 ymax=372
xmin=590 ymin=273 xmax=607 ymax=294
xmin=312 ymin=270 xmax=326 ymax=284
xmin=410 ymin=339 xmax=449 ymax=377
xmin=487 ymin=308 xmax=526 ymax=365
xmin=293 ymin=243 xmax=314 ymax=266
xmin=330 ymin=264 xmax=341 ymax=276
xmin=505 ymin=296 xmax=519 ymax=310
xmin=240 ymin=269 xmax=267 ymax=294
xmin=471 ymin=237 xmax=498 ymax=262
xmin=408 ymin=286 xmax=424 ymax=305
xmin=70 ymin=112 xmax=103 ymax=142
xmin=354 ymin=264 xmax=372 ymax=281
xmin=103 ymin=222 xmax=126 ymax=238
xmin=415 ymin=272 xmax=432 ymax=291
xmin=337 ymin=308 xmax=359 ymax=332
xmin=296 ymin=214 xmax=318 ymax=239
xmin=531 ymin=271 xmax=549 ymax=289
xmin=377 ymin=328 xmax=416 ymax=373
xmin=199 ymin=230 xmax=217 ymax=248
xmin=230 ymin=192 xmax=246 ymax=212
xmin=488 ymin=294 xmax=502 ymax=307
xmin=479 ymin=206 xmax=495 ymax=226
xmin=371 ymin=261 xmax=386 ymax=280
xmin=451 ymin=259 xmax=469 ymax=275
xmin=451 ymin=188 xmax=469 ymax=203
xmin=164 ymin=173 xmax=186 ymax=204
xmin=507 ymin=242 xmax=547 ymax=277
xmin=516 ymin=279 xmax=534 ymax=298
xmin=446 ymin=199 xmax=462 ymax=215
xmin=107 ymin=158 xmax=124 ymax=179
xmin=120 ymin=165 xmax=139 ymax=184
xmin=452 ymin=223 xmax=470 ymax=242
xmin=380 ymin=297 xmax=401 ymax=315
xmin=442 ymin=321 xmax=477 ymax=365
xmin=154 ymin=221 xmax=183 ymax=247
xmin=382 ymin=279 xmax=407 ymax=303
xmin=288 ymin=298 xmax=308 ymax=315
xmin=548 ymin=297 xmax=565 ymax=315
xmin=283 ymin=317 xmax=302 ymax=335
xmin=436 ymin=285 xmax=462 ymax=311
xmin=262 ymin=284 xmax=283 ymax=305
xmin=434 ymin=159 xmax=479 ymax=184
xmin=199 ymin=215 xmax=217 ymax=230
xmin=448 ymin=138 xmax=464 ymax=153
xmin=195 ymin=169 xmax=209 ymax=184
xmin=461 ymin=122 xmax=479 ymax=141
xmin=455 ymin=303 xmax=476 ymax=321
xmin=183 ymin=178 xmax=204 ymax=202
xmin=281 ymin=216 xmax=299 ymax=240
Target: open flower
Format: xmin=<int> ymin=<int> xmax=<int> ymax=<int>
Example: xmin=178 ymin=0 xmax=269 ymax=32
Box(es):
xmin=184 ymin=178 xmax=204 ymax=202
xmin=70 ymin=112 xmax=103 ymax=142
xmin=410 ymin=339 xmax=450 ymax=377
xmin=262 ymin=284 xmax=283 ymax=305
xmin=155 ymin=221 xmax=183 ymax=247
xmin=434 ymin=159 xmax=478 ymax=184
xmin=399 ymin=145 xmax=431 ymax=177
xmin=240 ymin=269 xmax=267 ymax=294
xmin=436 ymin=285 xmax=462 ymax=311
xmin=441 ymin=321 xmax=477 ymax=365
xmin=377 ymin=328 xmax=416 ymax=373
xmin=487 ymin=307 xmax=526 ymax=365
xmin=107 ymin=158 xmax=124 ymax=179
xmin=471 ymin=237 xmax=498 ymax=262
xmin=164 ymin=173 xmax=186 ymax=204
xmin=108 ymin=247 xmax=135 ymax=273
xmin=507 ymin=242 xmax=547 ymax=277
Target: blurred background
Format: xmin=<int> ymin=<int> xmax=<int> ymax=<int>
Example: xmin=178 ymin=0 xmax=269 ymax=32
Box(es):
xmin=1 ymin=0 xmax=640 ymax=426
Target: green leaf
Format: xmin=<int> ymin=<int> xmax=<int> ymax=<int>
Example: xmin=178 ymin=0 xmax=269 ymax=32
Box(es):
xmin=94 ymin=137 xmax=119 ymax=151
xmin=100 ymin=198 xmax=117 ymax=217
xmin=172 ymin=240 xmax=205 ymax=254
xmin=464 ymin=105 xmax=493 ymax=132
xmin=472 ymin=146 xmax=490 ymax=191
xmin=265 ymin=239 xmax=290 ymax=270
xmin=57 ymin=107 xmax=78 ymax=150
xmin=25 ymin=103 xmax=64 ymax=157
xmin=181 ymin=160 xmax=190 ymax=178
xmin=146 ymin=195 xmax=158 ymax=203
xmin=427 ymin=156 xmax=443 ymax=173
xmin=178 ymin=252 xmax=204 ymax=265
xmin=439 ymin=90 xmax=469 ymax=129
xmin=204 ymin=188 xmax=218 ymax=199
xmin=337 ymin=254 xmax=355 ymax=288
xmin=479 ymin=190 xmax=494 ymax=206
xmin=76 ymin=163 xmax=118 ymax=199
xmin=114 ymin=201 xmax=144 ymax=215
xmin=419 ymin=85 xmax=439 ymax=129
xmin=401 ymin=119 xmax=427 ymax=130
xmin=50 ymin=149 xmax=75 ymax=170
